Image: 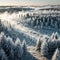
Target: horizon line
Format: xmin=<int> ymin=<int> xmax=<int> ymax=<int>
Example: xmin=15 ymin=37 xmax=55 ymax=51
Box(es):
xmin=0 ymin=4 xmax=60 ymax=7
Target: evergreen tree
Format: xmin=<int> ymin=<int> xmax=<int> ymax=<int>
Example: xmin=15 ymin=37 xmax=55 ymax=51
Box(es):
xmin=0 ymin=32 xmax=5 ymax=37
xmin=36 ymin=39 xmax=41 ymax=52
xmin=54 ymin=32 xmax=59 ymax=39
xmin=52 ymin=48 xmax=60 ymax=60
xmin=48 ymin=38 xmax=57 ymax=56
xmin=7 ymin=36 xmax=14 ymax=60
xmin=0 ymin=48 xmax=8 ymax=60
xmin=0 ymin=34 xmax=15 ymax=60
xmin=50 ymin=32 xmax=55 ymax=39
xmin=15 ymin=38 xmax=23 ymax=60
xmin=0 ymin=20 xmax=2 ymax=31
xmin=41 ymin=39 xmax=48 ymax=57
xmin=22 ymin=40 xmax=27 ymax=55
xmin=41 ymin=22 xmax=43 ymax=29
xmin=0 ymin=34 xmax=8 ymax=53
xmin=33 ymin=18 xmax=37 ymax=27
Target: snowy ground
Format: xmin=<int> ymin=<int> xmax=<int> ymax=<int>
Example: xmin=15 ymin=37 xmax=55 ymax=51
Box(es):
xmin=22 ymin=47 xmax=48 ymax=60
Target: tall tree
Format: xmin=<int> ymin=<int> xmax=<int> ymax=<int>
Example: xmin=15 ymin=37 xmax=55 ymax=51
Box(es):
xmin=41 ymin=39 xmax=49 ymax=57
xmin=0 ymin=48 xmax=8 ymax=60
xmin=36 ymin=39 xmax=41 ymax=52
xmin=22 ymin=40 xmax=27 ymax=55
xmin=7 ymin=36 xmax=14 ymax=60
xmin=15 ymin=38 xmax=23 ymax=60
xmin=54 ymin=32 xmax=59 ymax=39
xmin=52 ymin=48 xmax=60 ymax=60
xmin=50 ymin=32 xmax=55 ymax=39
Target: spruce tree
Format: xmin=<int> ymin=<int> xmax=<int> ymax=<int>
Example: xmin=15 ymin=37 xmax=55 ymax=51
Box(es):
xmin=41 ymin=39 xmax=48 ymax=57
xmin=7 ymin=36 xmax=14 ymax=60
xmin=0 ymin=48 xmax=8 ymax=60
xmin=50 ymin=32 xmax=55 ymax=39
xmin=52 ymin=48 xmax=60 ymax=60
xmin=15 ymin=38 xmax=23 ymax=60
xmin=54 ymin=32 xmax=59 ymax=39
xmin=36 ymin=39 xmax=41 ymax=52
xmin=0 ymin=34 xmax=8 ymax=53
xmin=22 ymin=40 xmax=27 ymax=55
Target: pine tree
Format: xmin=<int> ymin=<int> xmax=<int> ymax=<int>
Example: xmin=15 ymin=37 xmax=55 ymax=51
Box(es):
xmin=33 ymin=18 xmax=37 ymax=27
xmin=0 ymin=32 xmax=5 ymax=37
xmin=22 ymin=40 xmax=27 ymax=55
xmin=41 ymin=22 xmax=43 ymax=29
xmin=50 ymin=32 xmax=55 ymax=39
xmin=36 ymin=39 xmax=41 ymax=52
xmin=0 ymin=20 xmax=2 ymax=31
xmin=41 ymin=39 xmax=48 ymax=57
xmin=15 ymin=38 xmax=23 ymax=60
xmin=0 ymin=34 xmax=8 ymax=53
xmin=48 ymin=38 xmax=58 ymax=56
xmin=54 ymin=32 xmax=59 ymax=39
xmin=52 ymin=48 xmax=60 ymax=60
xmin=7 ymin=36 xmax=14 ymax=60
xmin=0 ymin=34 xmax=15 ymax=60
xmin=0 ymin=48 xmax=8 ymax=60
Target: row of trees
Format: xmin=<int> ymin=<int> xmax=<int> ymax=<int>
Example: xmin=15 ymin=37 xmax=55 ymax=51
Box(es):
xmin=0 ymin=18 xmax=18 ymax=40
xmin=0 ymin=19 xmax=12 ymax=33
xmin=30 ymin=15 xmax=60 ymax=29
xmin=0 ymin=32 xmax=27 ymax=60
xmin=36 ymin=32 xmax=60 ymax=60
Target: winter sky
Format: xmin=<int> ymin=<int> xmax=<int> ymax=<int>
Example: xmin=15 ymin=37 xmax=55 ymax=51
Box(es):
xmin=0 ymin=0 xmax=60 ymax=6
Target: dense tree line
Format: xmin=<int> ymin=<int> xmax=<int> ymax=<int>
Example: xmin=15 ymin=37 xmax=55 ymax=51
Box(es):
xmin=36 ymin=32 xmax=60 ymax=60
xmin=0 ymin=19 xmax=19 ymax=40
xmin=29 ymin=15 xmax=60 ymax=30
xmin=0 ymin=32 xmax=27 ymax=60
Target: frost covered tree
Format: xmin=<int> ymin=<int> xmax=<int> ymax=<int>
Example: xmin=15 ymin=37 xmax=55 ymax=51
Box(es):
xmin=7 ymin=36 xmax=15 ymax=60
xmin=50 ymin=32 xmax=55 ymax=39
xmin=0 ymin=34 xmax=15 ymax=60
xmin=33 ymin=18 xmax=37 ymax=27
xmin=41 ymin=22 xmax=44 ymax=29
xmin=54 ymin=32 xmax=59 ymax=39
xmin=48 ymin=39 xmax=57 ymax=56
xmin=15 ymin=38 xmax=23 ymax=60
xmin=0 ymin=32 xmax=5 ymax=38
xmin=26 ymin=13 xmax=29 ymax=18
xmin=22 ymin=40 xmax=27 ymax=55
xmin=0 ymin=34 xmax=8 ymax=53
xmin=41 ymin=39 xmax=49 ymax=57
xmin=0 ymin=20 xmax=2 ymax=31
xmin=36 ymin=39 xmax=41 ymax=52
xmin=52 ymin=48 xmax=60 ymax=60
xmin=0 ymin=48 xmax=8 ymax=60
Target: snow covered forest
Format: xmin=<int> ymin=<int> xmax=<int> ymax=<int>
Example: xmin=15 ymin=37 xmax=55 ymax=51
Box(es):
xmin=0 ymin=5 xmax=60 ymax=60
